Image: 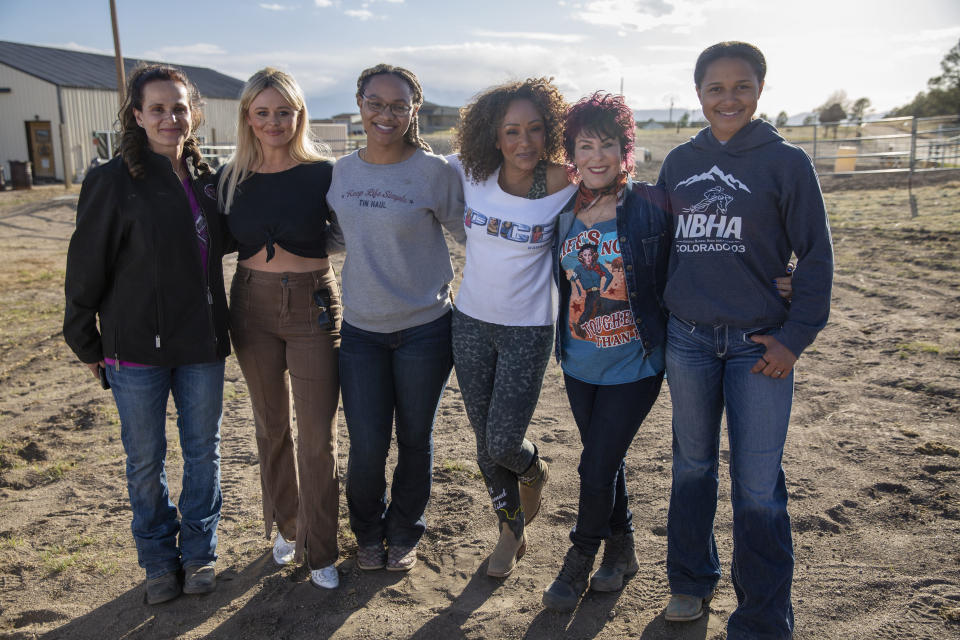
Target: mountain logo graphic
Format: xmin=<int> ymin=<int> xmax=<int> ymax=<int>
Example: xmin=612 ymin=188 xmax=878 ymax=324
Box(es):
xmin=675 ymin=165 xmax=752 ymax=193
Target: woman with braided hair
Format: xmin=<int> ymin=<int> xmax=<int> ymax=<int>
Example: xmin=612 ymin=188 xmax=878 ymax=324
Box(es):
xmin=63 ymin=63 xmax=230 ymax=604
xmin=326 ymin=64 xmax=465 ymax=572
xmin=449 ymin=78 xmax=576 ymax=578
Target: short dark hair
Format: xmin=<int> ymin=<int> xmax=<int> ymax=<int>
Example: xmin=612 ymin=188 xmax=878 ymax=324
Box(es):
xmin=694 ymin=41 xmax=766 ymax=88
xmin=564 ymin=92 xmax=635 ymax=170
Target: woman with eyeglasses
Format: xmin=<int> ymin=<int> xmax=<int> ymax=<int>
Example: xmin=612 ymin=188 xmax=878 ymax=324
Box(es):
xmin=218 ymin=68 xmax=341 ymax=590
xmin=325 ymin=64 xmax=465 ymax=573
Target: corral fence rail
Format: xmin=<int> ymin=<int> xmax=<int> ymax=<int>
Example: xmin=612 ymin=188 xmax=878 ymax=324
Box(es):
xmin=781 ymin=115 xmax=960 ymax=177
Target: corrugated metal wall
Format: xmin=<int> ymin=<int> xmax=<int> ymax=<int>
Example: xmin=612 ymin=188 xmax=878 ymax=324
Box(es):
xmin=0 ymin=63 xmax=62 ymax=180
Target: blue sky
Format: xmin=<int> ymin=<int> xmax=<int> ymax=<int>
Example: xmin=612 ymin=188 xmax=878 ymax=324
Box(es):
xmin=2 ymin=0 xmax=958 ymax=118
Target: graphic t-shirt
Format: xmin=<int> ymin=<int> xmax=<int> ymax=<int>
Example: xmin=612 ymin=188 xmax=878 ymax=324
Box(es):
xmin=559 ymin=217 xmax=663 ymax=384
xmin=449 ymin=156 xmax=577 ymax=326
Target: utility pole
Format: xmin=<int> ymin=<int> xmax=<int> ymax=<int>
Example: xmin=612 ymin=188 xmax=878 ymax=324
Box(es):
xmin=668 ymin=97 xmax=674 ymax=125
xmin=110 ymin=0 xmax=125 ymax=106
xmin=620 ymin=76 xmax=624 ymax=96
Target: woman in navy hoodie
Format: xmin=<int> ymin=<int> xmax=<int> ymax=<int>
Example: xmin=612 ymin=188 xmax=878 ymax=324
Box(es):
xmin=657 ymin=42 xmax=833 ymax=638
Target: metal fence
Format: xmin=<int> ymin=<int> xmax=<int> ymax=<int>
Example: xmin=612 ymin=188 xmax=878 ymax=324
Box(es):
xmin=780 ymin=115 xmax=960 ymax=176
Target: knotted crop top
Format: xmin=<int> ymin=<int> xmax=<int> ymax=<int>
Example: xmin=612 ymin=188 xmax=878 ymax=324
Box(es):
xmin=227 ymin=160 xmax=334 ymax=261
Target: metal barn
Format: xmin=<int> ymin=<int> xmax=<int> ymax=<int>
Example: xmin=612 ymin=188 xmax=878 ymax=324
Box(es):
xmin=0 ymin=40 xmax=244 ymax=184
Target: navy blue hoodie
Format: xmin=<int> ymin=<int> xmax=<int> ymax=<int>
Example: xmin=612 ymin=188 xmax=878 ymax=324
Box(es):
xmin=657 ymin=119 xmax=833 ymax=358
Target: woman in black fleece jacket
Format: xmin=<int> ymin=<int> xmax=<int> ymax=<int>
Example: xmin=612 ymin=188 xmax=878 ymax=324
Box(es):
xmin=63 ymin=64 xmax=230 ymax=606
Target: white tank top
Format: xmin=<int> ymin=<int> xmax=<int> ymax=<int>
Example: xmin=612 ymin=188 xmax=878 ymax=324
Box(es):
xmin=452 ymin=158 xmax=576 ymax=326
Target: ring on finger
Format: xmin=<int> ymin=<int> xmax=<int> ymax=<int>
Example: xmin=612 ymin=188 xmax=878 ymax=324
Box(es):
xmin=774 ymin=370 xmax=783 ymax=376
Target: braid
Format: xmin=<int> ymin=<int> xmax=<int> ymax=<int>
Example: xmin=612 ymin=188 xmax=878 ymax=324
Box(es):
xmin=356 ymin=63 xmax=431 ymax=152
xmin=182 ymin=137 xmax=211 ymax=176
xmin=119 ymin=126 xmax=149 ymax=179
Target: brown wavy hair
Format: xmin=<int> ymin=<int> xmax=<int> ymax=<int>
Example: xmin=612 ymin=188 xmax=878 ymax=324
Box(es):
xmin=454 ymin=77 xmax=567 ymax=183
xmin=356 ymin=64 xmax=431 ymax=152
xmin=118 ymin=63 xmax=210 ymax=179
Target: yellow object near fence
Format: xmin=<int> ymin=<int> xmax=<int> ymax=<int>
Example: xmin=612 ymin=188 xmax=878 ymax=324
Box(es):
xmin=834 ymin=146 xmax=857 ymax=172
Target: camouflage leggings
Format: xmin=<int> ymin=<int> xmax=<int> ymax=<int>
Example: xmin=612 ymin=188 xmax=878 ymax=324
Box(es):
xmin=451 ymin=309 xmax=552 ymax=535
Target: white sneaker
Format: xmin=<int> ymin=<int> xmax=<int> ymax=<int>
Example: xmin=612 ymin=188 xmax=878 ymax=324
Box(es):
xmin=310 ymin=564 xmax=339 ymax=589
xmin=272 ymin=533 xmax=296 ymax=565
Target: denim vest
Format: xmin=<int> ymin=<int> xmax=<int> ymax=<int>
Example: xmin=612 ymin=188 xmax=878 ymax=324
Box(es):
xmin=552 ymin=178 xmax=672 ymax=362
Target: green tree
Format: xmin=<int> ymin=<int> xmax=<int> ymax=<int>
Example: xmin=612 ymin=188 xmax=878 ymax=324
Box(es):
xmin=758 ymin=112 xmax=769 ymax=122
xmin=850 ymin=97 xmax=871 ymax=124
xmin=928 ymin=38 xmax=960 ymax=91
xmin=889 ymin=39 xmax=960 ymax=116
xmin=818 ymin=102 xmax=847 ymax=139
xmin=775 ymin=111 xmax=789 ymax=127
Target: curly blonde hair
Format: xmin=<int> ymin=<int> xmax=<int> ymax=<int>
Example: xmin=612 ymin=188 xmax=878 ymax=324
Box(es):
xmin=454 ymin=77 xmax=567 ymax=183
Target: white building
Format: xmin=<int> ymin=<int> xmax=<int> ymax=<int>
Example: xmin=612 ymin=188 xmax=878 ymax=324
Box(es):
xmin=0 ymin=40 xmax=244 ymax=184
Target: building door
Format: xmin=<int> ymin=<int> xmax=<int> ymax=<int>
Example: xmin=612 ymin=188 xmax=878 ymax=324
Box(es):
xmin=25 ymin=121 xmax=56 ymax=181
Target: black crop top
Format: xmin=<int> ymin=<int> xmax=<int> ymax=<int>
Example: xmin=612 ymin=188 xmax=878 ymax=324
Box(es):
xmin=227 ymin=161 xmax=334 ymax=261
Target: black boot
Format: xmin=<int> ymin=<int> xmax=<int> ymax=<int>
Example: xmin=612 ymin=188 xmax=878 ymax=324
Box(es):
xmin=590 ymin=530 xmax=639 ymax=592
xmin=542 ymin=545 xmax=595 ymax=611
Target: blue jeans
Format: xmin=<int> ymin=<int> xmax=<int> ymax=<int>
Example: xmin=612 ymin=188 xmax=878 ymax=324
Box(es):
xmin=564 ymin=372 xmax=663 ymax=556
xmin=665 ymin=314 xmax=794 ymax=640
xmin=106 ymin=361 xmax=224 ymax=579
xmin=339 ymin=312 xmax=453 ymax=548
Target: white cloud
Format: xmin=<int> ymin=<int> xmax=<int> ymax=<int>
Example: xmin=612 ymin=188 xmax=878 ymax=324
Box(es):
xmin=314 ymin=0 xmax=333 ymax=6
xmin=472 ymin=30 xmax=585 ymax=43
xmin=574 ymin=0 xmax=707 ymax=32
xmin=892 ymin=25 xmax=960 ymax=43
xmin=259 ymin=3 xmax=297 ymax=10
xmin=344 ymin=8 xmax=381 ymax=19
xmin=143 ymin=43 xmax=228 ymax=58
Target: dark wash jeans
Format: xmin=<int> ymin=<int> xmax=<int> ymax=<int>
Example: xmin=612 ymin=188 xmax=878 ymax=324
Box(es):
xmin=563 ymin=372 xmax=664 ymax=556
xmin=106 ymin=360 xmax=224 ymax=579
xmin=339 ymin=311 xmax=453 ymax=548
xmin=666 ymin=313 xmax=795 ymax=639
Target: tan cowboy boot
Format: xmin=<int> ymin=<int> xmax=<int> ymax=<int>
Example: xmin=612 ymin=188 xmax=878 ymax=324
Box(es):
xmin=518 ymin=457 xmax=549 ymax=525
xmin=487 ymin=521 xmax=527 ymax=578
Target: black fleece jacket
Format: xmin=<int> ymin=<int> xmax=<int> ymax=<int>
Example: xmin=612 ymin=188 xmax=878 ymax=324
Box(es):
xmin=63 ymin=151 xmax=230 ymax=366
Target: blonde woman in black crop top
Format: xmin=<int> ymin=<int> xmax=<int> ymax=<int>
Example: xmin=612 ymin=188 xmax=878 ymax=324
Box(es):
xmin=218 ymin=67 xmax=342 ymax=590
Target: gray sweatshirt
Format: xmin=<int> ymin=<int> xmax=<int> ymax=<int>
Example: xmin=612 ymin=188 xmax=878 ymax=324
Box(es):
xmin=326 ymin=148 xmax=466 ymax=333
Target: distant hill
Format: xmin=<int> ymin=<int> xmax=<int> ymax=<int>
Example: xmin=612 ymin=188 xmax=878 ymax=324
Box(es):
xmin=633 ymin=108 xmax=702 ymax=123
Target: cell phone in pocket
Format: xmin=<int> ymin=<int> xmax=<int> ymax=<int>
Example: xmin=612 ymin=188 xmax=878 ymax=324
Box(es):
xmin=98 ymin=364 xmax=110 ymax=390
xmin=313 ymin=288 xmax=335 ymax=331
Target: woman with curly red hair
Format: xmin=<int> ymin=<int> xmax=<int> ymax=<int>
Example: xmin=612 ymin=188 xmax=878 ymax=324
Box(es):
xmin=450 ymin=78 xmax=576 ymax=578
xmin=541 ymin=92 xmax=672 ymax=609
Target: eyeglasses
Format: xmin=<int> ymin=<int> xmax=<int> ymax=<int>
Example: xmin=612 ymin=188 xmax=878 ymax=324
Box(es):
xmin=361 ymin=94 xmax=413 ymax=117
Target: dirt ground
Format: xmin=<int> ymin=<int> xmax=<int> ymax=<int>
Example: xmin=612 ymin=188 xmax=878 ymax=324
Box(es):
xmin=0 ymin=175 xmax=958 ymax=640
